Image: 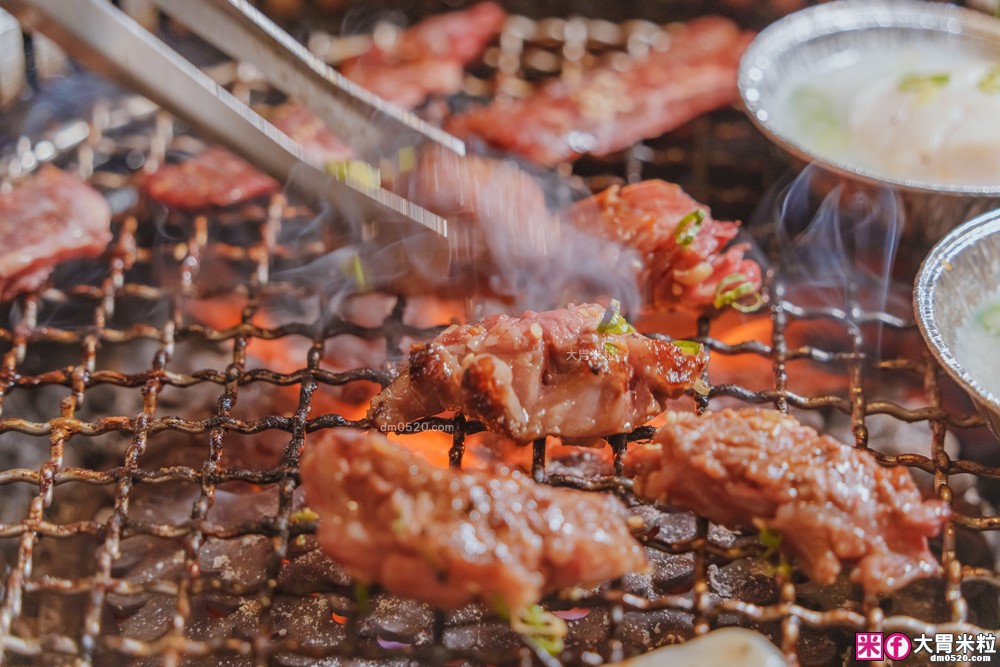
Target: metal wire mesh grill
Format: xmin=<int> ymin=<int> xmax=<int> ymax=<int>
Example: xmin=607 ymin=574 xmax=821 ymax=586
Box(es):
xmin=1 ymin=2 xmax=998 ymax=665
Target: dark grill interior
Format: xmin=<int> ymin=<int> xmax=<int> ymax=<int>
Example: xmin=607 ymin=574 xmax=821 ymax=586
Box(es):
xmin=1 ymin=2 xmax=998 ymax=665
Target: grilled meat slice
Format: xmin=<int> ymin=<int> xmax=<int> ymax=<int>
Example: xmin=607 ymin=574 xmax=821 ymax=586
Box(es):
xmin=0 ymin=166 xmax=112 ymax=300
xmin=144 ymin=147 xmax=279 ymax=210
xmin=395 ymin=150 xmax=751 ymax=312
xmin=626 ymin=409 xmax=951 ymax=594
xmin=144 ymin=103 xmax=352 ymax=210
xmin=368 ymin=303 xmax=708 ymax=443
xmin=266 ymin=102 xmax=354 ymax=163
xmin=446 ymin=17 xmax=752 ymax=166
xmin=564 ymin=180 xmax=762 ymax=312
xmin=341 ymin=2 xmax=506 ymax=109
xmin=300 ymin=428 xmax=647 ymax=611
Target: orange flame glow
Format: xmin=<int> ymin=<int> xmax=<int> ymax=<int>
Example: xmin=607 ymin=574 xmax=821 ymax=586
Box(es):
xmin=708 ymin=313 xmax=849 ymax=397
xmin=189 ymin=294 xmax=475 ymax=468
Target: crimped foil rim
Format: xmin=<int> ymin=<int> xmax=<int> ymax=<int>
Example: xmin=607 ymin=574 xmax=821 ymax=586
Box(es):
xmin=739 ymin=0 xmax=1000 ymax=196
xmin=915 ymin=209 xmax=1000 ymax=419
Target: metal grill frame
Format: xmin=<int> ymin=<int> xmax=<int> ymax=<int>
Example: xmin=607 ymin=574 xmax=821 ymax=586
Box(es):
xmin=1 ymin=3 xmax=999 ymax=665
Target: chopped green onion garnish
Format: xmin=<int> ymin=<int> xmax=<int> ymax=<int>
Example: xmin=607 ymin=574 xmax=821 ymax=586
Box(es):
xmin=492 ymin=595 xmax=511 ymax=622
xmin=597 ymin=299 xmax=621 ymax=332
xmin=289 ymin=507 xmax=319 ymax=523
xmin=511 ymin=605 xmax=568 ymax=657
xmin=673 ymin=340 xmax=702 ymax=356
xmin=790 ymin=86 xmax=846 ymax=153
xmin=713 ymin=273 xmax=762 ymax=313
xmin=757 ymin=526 xmax=793 ymax=577
xmin=391 ymin=510 xmax=406 ymax=534
xmin=715 ymin=283 xmax=754 ymax=309
xmin=604 ymin=341 xmax=621 ymax=356
xmin=353 ymin=581 xmax=371 ymax=614
xmin=674 ymin=209 xmax=705 ymax=248
xmin=762 ymin=553 xmax=793 ymax=579
xmin=759 ymin=526 xmax=782 ymax=554
xmin=339 ymin=253 xmax=370 ymax=291
xmin=732 ymin=292 xmax=764 ymax=313
xmin=980 ymin=304 xmax=1000 ymax=336
xmin=898 ymin=72 xmax=950 ymax=94
xmin=529 ymin=636 xmax=565 ymax=656
xmin=397 ymin=146 xmax=417 ymax=172
xmin=326 ymin=159 xmax=382 ymax=189
xmin=979 ymin=65 xmax=1000 ymax=95
xmin=596 ymin=299 xmax=636 ymax=335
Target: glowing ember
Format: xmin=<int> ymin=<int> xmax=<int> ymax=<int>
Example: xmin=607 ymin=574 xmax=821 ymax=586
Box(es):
xmin=708 ymin=314 xmax=848 ymax=398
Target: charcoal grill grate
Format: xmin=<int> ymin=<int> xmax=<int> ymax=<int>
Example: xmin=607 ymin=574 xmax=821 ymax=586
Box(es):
xmin=0 ymin=2 xmax=998 ymax=665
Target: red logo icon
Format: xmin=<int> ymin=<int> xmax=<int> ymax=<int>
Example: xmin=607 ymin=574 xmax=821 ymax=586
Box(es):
xmin=885 ymin=633 xmax=912 ymax=660
xmin=856 ymin=632 xmax=884 ymax=661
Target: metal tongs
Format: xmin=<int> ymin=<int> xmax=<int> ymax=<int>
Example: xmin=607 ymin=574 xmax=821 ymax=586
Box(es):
xmin=2 ymin=0 xmax=458 ymax=245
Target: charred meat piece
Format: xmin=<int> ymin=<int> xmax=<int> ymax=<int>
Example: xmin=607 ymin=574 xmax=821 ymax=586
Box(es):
xmin=564 ymin=180 xmax=762 ymax=312
xmin=368 ymin=303 xmax=709 ymax=443
xmin=341 ymin=2 xmax=506 ymax=109
xmin=0 ymin=166 xmax=112 ymax=300
xmin=300 ymin=428 xmax=647 ymax=611
xmin=626 ymin=409 xmax=951 ymax=594
xmin=144 ymin=103 xmax=352 ymax=210
xmin=446 ymin=17 xmax=752 ymax=166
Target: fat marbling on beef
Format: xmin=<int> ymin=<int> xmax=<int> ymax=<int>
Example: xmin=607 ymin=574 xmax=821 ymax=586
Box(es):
xmin=300 ymin=428 xmax=647 ymax=611
xmin=341 ymin=2 xmax=506 ymax=109
xmin=626 ymin=408 xmax=951 ymax=594
xmin=368 ymin=303 xmax=708 ymax=443
xmin=0 ymin=166 xmax=112 ymax=300
xmin=446 ymin=16 xmax=753 ymax=166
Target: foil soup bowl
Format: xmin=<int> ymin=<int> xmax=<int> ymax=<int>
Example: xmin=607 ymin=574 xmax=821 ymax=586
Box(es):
xmin=738 ymin=0 xmax=1000 ymax=250
xmin=915 ymin=211 xmax=1000 ymax=438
